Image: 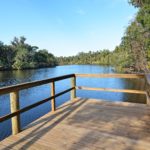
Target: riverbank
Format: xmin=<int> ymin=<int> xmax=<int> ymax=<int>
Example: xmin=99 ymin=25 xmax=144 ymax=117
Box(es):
xmin=0 ymin=65 xmax=146 ymax=141
xmin=0 ymin=64 xmax=139 ymax=75
xmin=0 ymin=65 xmax=57 ymax=71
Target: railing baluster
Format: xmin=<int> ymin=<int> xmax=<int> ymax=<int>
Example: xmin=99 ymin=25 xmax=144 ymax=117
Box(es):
xmin=51 ymin=81 xmax=56 ymax=111
xmin=145 ymin=74 xmax=150 ymax=105
xmin=71 ymin=76 xmax=76 ymax=100
xmin=0 ymin=73 xmax=147 ymax=137
xmin=10 ymin=91 xmax=20 ymax=135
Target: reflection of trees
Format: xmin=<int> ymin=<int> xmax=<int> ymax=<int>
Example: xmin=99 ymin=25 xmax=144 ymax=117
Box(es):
xmin=0 ymin=70 xmax=35 ymax=87
xmin=121 ymin=78 xmax=146 ymax=103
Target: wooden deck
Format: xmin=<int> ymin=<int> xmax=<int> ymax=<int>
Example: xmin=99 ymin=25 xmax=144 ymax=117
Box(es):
xmin=1 ymin=98 xmax=150 ymax=150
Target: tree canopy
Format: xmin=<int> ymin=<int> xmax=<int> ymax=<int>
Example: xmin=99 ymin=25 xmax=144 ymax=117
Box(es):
xmin=113 ymin=0 xmax=150 ymax=72
xmin=57 ymin=0 xmax=150 ymax=73
xmin=0 ymin=1 xmax=149 ymax=73
xmin=57 ymin=50 xmax=111 ymax=66
xmin=0 ymin=36 xmax=57 ymax=70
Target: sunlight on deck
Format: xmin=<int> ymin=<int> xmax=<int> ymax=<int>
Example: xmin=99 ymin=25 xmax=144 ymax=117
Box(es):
xmin=1 ymin=98 xmax=150 ymax=150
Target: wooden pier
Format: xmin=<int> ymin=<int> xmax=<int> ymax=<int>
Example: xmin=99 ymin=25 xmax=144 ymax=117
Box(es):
xmin=0 ymin=74 xmax=150 ymax=150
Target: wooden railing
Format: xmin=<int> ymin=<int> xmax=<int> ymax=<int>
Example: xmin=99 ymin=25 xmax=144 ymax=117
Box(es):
xmin=145 ymin=74 xmax=150 ymax=105
xmin=0 ymin=74 xmax=76 ymax=135
xmin=75 ymin=73 xmax=146 ymax=94
xmin=0 ymin=73 xmax=149 ymax=136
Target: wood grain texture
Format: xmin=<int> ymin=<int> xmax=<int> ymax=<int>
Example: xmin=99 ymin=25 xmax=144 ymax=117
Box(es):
xmin=0 ymin=87 xmax=74 ymax=122
xmin=76 ymin=86 xmax=146 ymax=94
xmin=51 ymin=81 xmax=56 ymax=112
xmin=0 ymin=74 xmax=75 ymax=95
xmin=71 ymin=77 xmax=76 ymax=100
xmin=10 ymin=91 xmax=20 ymax=135
xmin=1 ymin=98 xmax=150 ymax=150
xmin=145 ymin=74 xmax=150 ymax=105
xmin=75 ymin=73 xmax=145 ymax=78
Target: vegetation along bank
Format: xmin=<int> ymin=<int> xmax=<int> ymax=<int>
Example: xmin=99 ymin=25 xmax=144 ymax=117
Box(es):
xmin=0 ymin=0 xmax=149 ymax=72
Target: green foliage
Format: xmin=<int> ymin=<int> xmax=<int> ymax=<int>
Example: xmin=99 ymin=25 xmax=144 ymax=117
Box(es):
xmin=0 ymin=42 xmax=15 ymax=69
xmin=129 ymin=0 xmax=150 ymax=7
xmin=34 ymin=49 xmax=57 ymax=67
xmin=0 ymin=37 xmax=57 ymax=70
xmin=0 ymin=0 xmax=149 ymax=72
xmin=57 ymin=50 xmax=111 ymax=66
xmin=58 ymin=1 xmax=150 ymax=73
xmin=112 ymin=0 xmax=150 ymax=72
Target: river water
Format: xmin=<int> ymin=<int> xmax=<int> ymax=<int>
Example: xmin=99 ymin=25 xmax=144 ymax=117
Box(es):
xmin=0 ymin=65 xmax=146 ymax=140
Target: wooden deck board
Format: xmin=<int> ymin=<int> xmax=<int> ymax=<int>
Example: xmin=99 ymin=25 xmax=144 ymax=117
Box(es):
xmin=1 ymin=98 xmax=150 ymax=150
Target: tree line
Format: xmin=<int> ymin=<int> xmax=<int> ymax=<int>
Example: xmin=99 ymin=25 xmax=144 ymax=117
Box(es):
xmin=57 ymin=0 xmax=150 ymax=73
xmin=0 ymin=37 xmax=58 ymax=70
xmin=112 ymin=0 xmax=150 ymax=72
xmin=57 ymin=50 xmax=111 ymax=66
xmin=0 ymin=0 xmax=149 ymax=72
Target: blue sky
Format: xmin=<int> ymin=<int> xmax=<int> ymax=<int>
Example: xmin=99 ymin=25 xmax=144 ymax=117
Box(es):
xmin=0 ymin=0 xmax=137 ymax=56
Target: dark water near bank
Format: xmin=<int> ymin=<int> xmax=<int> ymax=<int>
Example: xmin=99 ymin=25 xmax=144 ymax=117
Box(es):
xmin=0 ymin=65 xmax=146 ymax=140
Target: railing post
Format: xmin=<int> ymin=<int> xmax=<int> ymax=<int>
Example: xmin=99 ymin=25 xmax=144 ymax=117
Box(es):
xmin=51 ymin=81 xmax=56 ymax=111
xmin=71 ymin=75 xmax=76 ymax=100
xmin=10 ymin=91 xmax=20 ymax=135
xmin=145 ymin=74 xmax=150 ymax=105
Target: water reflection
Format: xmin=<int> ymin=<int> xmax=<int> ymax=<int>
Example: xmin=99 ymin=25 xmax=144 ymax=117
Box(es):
xmin=0 ymin=65 xmax=146 ymax=140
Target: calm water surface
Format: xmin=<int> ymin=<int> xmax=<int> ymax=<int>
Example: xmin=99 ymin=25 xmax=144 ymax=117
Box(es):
xmin=0 ymin=65 xmax=146 ymax=140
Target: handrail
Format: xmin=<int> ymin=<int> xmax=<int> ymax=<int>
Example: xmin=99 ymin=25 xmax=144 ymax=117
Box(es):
xmin=75 ymin=73 xmax=146 ymax=102
xmin=145 ymin=74 xmax=150 ymax=105
xmin=0 ymin=74 xmax=76 ymax=135
xmin=75 ymin=73 xmax=145 ymax=78
xmin=0 ymin=74 xmax=75 ymax=95
xmin=0 ymin=73 xmax=148 ymax=136
xmin=76 ymin=86 xmax=146 ymax=94
xmin=0 ymin=87 xmax=74 ymax=122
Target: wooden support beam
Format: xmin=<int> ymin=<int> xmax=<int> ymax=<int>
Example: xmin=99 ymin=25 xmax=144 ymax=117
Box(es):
xmin=76 ymin=86 xmax=146 ymax=95
xmin=0 ymin=74 xmax=75 ymax=95
xmin=75 ymin=73 xmax=144 ymax=79
xmin=71 ymin=77 xmax=76 ymax=100
xmin=51 ymin=81 xmax=56 ymax=112
xmin=0 ymin=87 xmax=74 ymax=123
xmin=10 ymin=91 xmax=20 ymax=135
xmin=0 ymin=73 xmax=147 ymax=138
xmin=145 ymin=74 xmax=150 ymax=105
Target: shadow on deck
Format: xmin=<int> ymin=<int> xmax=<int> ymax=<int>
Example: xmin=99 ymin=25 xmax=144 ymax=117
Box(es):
xmin=1 ymin=98 xmax=150 ymax=150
